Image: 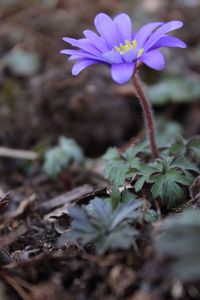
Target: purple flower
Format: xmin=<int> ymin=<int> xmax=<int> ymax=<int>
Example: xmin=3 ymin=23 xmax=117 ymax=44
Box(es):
xmin=61 ymin=13 xmax=186 ymax=84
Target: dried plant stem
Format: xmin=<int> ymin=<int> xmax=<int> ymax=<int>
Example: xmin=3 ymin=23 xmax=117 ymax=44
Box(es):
xmin=132 ymin=73 xmax=158 ymax=159
xmin=0 ymin=147 xmax=38 ymax=160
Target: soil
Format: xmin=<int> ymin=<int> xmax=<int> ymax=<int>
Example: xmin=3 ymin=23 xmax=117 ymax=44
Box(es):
xmin=0 ymin=0 xmax=200 ymax=299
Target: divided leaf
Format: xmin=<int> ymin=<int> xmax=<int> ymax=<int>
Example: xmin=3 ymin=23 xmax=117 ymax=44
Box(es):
xmin=151 ymin=172 xmax=187 ymax=209
xmin=43 ymin=136 xmax=84 ymax=179
xmin=103 ymin=143 xmax=146 ymax=187
xmin=59 ymin=197 xmax=142 ymax=255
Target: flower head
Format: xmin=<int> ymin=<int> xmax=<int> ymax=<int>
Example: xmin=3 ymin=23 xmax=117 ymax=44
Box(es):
xmin=61 ymin=13 xmax=186 ymax=84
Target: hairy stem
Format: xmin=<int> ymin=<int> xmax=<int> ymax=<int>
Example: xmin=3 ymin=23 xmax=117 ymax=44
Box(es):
xmin=132 ymin=73 xmax=158 ymax=159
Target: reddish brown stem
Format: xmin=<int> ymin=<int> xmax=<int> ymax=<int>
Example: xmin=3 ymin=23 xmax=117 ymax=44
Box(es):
xmin=132 ymin=73 xmax=158 ymax=159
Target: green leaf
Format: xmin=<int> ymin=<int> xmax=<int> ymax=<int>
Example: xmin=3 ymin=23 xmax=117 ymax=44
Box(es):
xmin=121 ymin=189 xmax=137 ymax=203
xmin=109 ymin=187 xmax=121 ymax=209
xmin=188 ymin=136 xmax=200 ymax=151
xmin=134 ymin=171 xmax=151 ymax=192
xmin=156 ymin=118 xmax=183 ymax=148
xmin=151 ymin=169 xmax=190 ymax=209
xmin=59 ymin=197 xmax=142 ymax=255
xmin=124 ymin=141 xmax=148 ymax=158
xmin=169 ymin=136 xmax=186 ymax=155
xmin=103 ymin=148 xmax=129 ymax=186
xmin=149 ymin=76 xmax=200 ymax=105
xmin=172 ymin=157 xmax=199 ymax=174
xmin=109 ymin=187 xmax=137 ymax=209
xmin=187 ymin=136 xmax=200 ymax=162
xmin=134 ymin=162 xmax=161 ymax=192
xmin=169 ymin=136 xmax=200 ymax=163
xmin=43 ymin=136 xmax=84 ymax=179
xmin=4 ymin=49 xmax=40 ymax=76
xmin=103 ymin=147 xmax=140 ymax=186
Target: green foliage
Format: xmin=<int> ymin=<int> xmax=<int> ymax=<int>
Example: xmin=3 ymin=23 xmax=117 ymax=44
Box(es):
xmin=59 ymin=197 xmax=142 ymax=255
xmin=170 ymin=136 xmax=200 ymax=162
xmin=149 ymin=76 xmax=200 ymax=105
xmin=156 ymin=118 xmax=183 ymax=148
xmin=109 ymin=187 xmax=138 ymax=209
xmin=137 ymin=156 xmax=197 ymax=209
xmin=104 ymin=137 xmax=200 ymax=209
xmin=156 ymin=209 xmax=200 ymax=281
xmin=4 ymin=49 xmax=40 ymax=76
xmin=43 ymin=136 xmax=84 ymax=179
xmin=103 ymin=142 xmax=147 ymax=187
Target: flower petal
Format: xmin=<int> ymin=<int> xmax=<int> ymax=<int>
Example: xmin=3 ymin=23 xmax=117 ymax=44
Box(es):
xmin=63 ymin=37 xmax=101 ymax=55
xmin=111 ymin=63 xmax=135 ymax=84
xmin=114 ymin=13 xmax=132 ymax=42
xmin=145 ymin=21 xmax=183 ymax=50
xmin=72 ymin=59 xmax=99 ymax=75
xmin=94 ymin=13 xmax=121 ymax=49
xmin=102 ymin=50 xmax=123 ymax=64
xmin=140 ymin=50 xmax=165 ymax=70
xmin=60 ymin=49 xmax=107 ymax=63
xmin=83 ymin=30 xmax=109 ymax=52
xmin=149 ymin=36 xmax=187 ymax=50
xmin=68 ymin=55 xmax=80 ymax=60
xmin=135 ymin=22 xmax=163 ymax=48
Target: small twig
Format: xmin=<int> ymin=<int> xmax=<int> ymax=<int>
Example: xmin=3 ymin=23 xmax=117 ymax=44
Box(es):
xmin=0 ymin=147 xmax=38 ymax=160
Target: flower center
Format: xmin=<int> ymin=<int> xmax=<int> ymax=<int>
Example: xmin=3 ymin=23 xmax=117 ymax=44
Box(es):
xmin=114 ymin=39 xmax=144 ymax=58
xmin=115 ymin=39 xmax=137 ymax=55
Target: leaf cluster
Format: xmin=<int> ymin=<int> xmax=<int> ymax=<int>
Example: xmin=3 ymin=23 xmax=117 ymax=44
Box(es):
xmin=58 ymin=197 xmax=142 ymax=255
xmin=43 ymin=136 xmax=84 ymax=179
xmin=156 ymin=209 xmax=200 ymax=282
xmin=104 ymin=137 xmax=200 ymax=209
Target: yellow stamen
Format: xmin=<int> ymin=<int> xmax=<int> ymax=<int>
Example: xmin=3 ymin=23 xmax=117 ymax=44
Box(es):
xmin=114 ymin=39 xmax=138 ymax=55
xmin=137 ymin=48 xmax=144 ymax=58
xmin=132 ymin=40 xmax=137 ymax=48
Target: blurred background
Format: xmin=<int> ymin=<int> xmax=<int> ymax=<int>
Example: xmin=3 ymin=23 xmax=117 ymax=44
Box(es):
xmin=0 ymin=0 xmax=200 ymax=181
